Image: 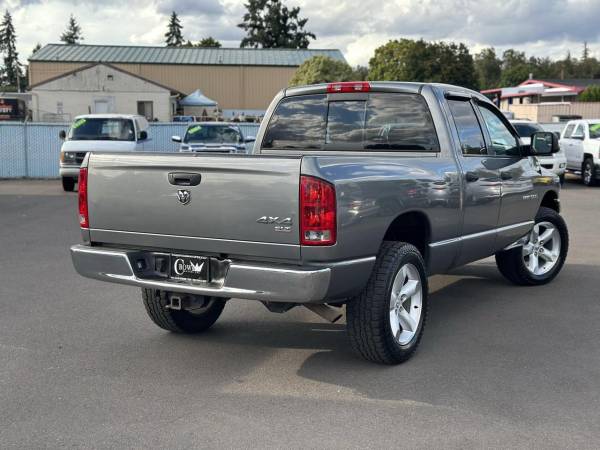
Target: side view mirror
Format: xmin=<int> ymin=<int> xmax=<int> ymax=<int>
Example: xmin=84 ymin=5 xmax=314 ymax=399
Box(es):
xmin=139 ymin=130 xmax=148 ymax=140
xmin=171 ymin=135 xmax=182 ymax=143
xmin=244 ymin=136 xmax=256 ymax=143
xmin=59 ymin=130 xmax=66 ymax=140
xmin=531 ymin=131 xmax=559 ymax=155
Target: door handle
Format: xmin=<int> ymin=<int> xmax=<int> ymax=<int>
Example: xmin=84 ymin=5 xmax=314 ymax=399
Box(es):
xmin=465 ymin=172 xmax=479 ymax=182
xmin=500 ymin=171 xmax=513 ymax=180
xmin=168 ymin=172 xmax=202 ymax=186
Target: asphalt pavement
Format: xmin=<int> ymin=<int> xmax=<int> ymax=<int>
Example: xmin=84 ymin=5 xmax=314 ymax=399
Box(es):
xmin=1 ymin=178 xmax=599 ymax=449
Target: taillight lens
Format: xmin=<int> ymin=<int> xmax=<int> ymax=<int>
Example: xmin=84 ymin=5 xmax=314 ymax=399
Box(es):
xmin=300 ymin=175 xmax=336 ymax=245
xmin=78 ymin=167 xmax=89 ymax=228
xmin=326 ymin=81 xmax=370 ymax=93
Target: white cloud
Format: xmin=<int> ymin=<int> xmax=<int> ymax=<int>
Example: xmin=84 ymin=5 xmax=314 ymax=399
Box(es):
xmin=1 ymin=0 xmax=600 ymax=66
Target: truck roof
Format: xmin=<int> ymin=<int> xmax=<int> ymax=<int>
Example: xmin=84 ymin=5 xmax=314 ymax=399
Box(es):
xmin=284 ymin=81 xmax=490 ymax=103
xmin=73 ymin=114 xmax=145 ymax=120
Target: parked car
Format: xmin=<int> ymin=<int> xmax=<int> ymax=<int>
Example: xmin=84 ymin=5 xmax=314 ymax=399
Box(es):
xmin=511 ymin=120 xmax=567 ymax=183
xmin=59 ymin=114 xmax=150 ymax=191
xmin=172 ymin=122 xmax=255 ymax=154
xmin=172 ymin=115 xmax=196 ymax=123
xmin=71 ymin=81 xmax=568 ymax=365
xmin=560 ymin=119 xmax=600 ymax=186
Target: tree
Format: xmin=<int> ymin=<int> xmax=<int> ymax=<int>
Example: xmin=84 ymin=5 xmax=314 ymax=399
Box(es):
xmin=186 ymin=37 xmax=222 ymax=48
xmin=197 ymin=37 xmax=221 ymax=48
xmin=238 ymin=0 xmax=315 ymax=48
xmin=474 ymin=47 xmax=501 ymax=89
xmin=352 ymin=65 xmax=369 ymax=81
xmin=579 ymin=85 xmax=600 ymax=102
xmin=31 ymin=42 xmax=42 ymax=55
xmin=165 ymin=11 xmax=184 ymax=47
xmin=0 ymin=10 xmax=23 ymax=88
xmin=289 ymin=55 xmax=353 ymax=86
xmin=60 ymin=14 xmax=83 ymax=45
xmin=368 ymin=39 xmax=478 ymax=89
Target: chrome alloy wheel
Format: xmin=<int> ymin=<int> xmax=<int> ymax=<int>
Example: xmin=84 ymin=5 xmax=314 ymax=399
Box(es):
xmin=389 ymin=263 xmax=423 ymax=345
xmin=522 ymin=221 xmax=561 ymax=276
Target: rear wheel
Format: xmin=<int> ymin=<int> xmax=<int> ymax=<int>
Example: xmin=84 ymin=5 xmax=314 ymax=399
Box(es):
xmin=141 ymin=289 xmax=226 ymax=333
xmin=582 ymin=158 xmax=597 ymax=186
xmin=62 ymin=177 xmax=75 ymax=192
xmin=495 ymin=207 xmax=568 ymax=286
xmin=346 ymin=242 xmax=428 ymax=364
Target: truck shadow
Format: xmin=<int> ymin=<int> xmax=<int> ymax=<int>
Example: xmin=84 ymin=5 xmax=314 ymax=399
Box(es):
xmin=293 ymin=261 xmax=598 ymax=410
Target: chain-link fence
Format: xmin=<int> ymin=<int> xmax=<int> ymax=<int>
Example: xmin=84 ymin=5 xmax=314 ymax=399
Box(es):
xmin=0 ymin=122 xmax=261 ymax=178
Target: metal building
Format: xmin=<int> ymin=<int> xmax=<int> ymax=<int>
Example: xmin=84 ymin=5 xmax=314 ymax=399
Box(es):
xmin=28 ymin=44 xmax=347 ymax=117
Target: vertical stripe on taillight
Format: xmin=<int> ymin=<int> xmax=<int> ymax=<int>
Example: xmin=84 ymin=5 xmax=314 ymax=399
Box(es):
xmin=300 ymin=175 xmax=336 ymax=245
xmin=78 ymin=167 xmax=89 ymax=228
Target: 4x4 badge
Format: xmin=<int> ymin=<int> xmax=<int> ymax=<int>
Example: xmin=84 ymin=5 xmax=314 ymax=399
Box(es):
xmin=177 ymin=189 xmax=191 ymax=205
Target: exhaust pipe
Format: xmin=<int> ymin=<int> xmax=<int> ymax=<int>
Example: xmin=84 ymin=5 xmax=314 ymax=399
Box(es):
xmin=304 ymin=304 xmax=343 ymax=323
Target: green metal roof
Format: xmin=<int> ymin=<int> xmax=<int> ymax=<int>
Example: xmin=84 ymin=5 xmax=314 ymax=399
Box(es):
xmin=30 ymin=44 xmax=346 ymax=67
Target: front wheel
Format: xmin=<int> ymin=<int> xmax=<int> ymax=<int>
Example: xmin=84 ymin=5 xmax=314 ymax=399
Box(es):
xmin=582 ymin=158 xmax=597 ymax=186
xmin=495 ymin=207 xmax=568 ymax=286
xmin=346 ymin=242 xmax=428 ymax=364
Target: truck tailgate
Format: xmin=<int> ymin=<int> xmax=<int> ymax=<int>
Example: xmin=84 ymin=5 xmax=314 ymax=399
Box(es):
xmin=86 ymin=153 xmax=301 ymax=259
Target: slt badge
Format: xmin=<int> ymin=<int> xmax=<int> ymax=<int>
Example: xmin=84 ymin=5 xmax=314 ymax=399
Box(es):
xmin=177 ymin=189 xmax=191 ymax=205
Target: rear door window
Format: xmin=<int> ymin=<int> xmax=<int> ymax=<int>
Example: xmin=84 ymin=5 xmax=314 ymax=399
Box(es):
xmin=447 ymin=100 xmax=487 ymax=155
xmin=262 ymin=93 xmax=439 ymax=152
xmin=365 ymin=94 xmax=439 ymax=151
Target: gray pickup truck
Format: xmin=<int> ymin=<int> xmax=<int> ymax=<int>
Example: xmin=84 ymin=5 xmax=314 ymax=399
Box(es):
xmin=71 ymin=81 xmax=569 ymax=364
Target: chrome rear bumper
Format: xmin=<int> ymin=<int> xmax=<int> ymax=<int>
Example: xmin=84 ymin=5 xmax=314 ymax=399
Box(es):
xmin=70 ymin=244 xmax=337 ymax=303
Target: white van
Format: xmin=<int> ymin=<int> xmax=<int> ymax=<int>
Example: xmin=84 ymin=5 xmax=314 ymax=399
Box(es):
xmin=59 ymin=114 xmax=150 ymax=191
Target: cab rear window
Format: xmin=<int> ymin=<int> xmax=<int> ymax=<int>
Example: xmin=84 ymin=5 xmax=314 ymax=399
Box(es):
xmin=262 ymin=93 xmax=439 ymax=152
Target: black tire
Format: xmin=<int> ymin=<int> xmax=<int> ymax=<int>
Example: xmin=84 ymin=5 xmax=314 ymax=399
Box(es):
xmin=346 ymin=242 xmax=428 ymax=365
xmin=582 ymin=158 xmax=597 ymax=186
xmin=62 ymin=177 xmax=75 ymax=192
xmin=495 ymin=207 xmax=568 ymax=286
xmin=141 ymin=289 xmax=226 ymax=333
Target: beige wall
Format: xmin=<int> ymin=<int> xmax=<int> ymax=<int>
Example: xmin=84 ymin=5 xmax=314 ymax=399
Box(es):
xmin=508 ymin=102 xmax=600 ymax=122
xmin=30 ymin=64 xmax=173 ymax=121
xmin=29 ymin=61 xmax=297 ymax=110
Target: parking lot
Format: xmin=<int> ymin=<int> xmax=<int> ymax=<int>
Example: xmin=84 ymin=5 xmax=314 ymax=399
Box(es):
xmin=1 ymin=178 xmax=599 ymax=449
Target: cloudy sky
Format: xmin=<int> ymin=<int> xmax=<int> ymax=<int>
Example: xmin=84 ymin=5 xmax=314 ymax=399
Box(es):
xmin=2 ymin=0 xmax=600 ymax=66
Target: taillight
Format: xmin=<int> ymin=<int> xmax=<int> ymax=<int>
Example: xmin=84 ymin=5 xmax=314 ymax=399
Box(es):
xmin=326 ymin=81 xmax=370 ymax=93
xmin=300 ymin=175 xmax=336 ymax=245
xmin=78 ymin=167 xmax=89 ymax=228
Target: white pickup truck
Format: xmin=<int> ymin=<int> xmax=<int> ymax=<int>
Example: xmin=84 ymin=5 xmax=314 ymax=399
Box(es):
xmin=560 ymin=119 xmax=600 ymax=186
xmin=59 ymin=114 xmax=150 ymax=191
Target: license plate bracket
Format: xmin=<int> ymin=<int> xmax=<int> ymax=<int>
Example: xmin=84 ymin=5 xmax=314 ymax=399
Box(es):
xmin=170 ymin=254 xmax=209 ymax=282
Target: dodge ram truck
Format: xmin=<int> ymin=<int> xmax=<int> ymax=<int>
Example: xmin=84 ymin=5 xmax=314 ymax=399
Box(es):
xmin=71 ymin=81 xmax=569 ymax=364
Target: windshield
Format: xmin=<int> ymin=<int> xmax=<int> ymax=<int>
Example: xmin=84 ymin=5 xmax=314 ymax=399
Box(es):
xmin=589 ymin=123 xmax=600 ymax=139
xmin=68 ymin=118 xmax=135 ymax=141
xmin=183 ymin=124 xmax=241 ymax=144
xmin=512 ymin=122 xmax=543 ymax=138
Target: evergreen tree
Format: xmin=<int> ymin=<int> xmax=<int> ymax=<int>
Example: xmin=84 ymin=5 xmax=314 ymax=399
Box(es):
xmin=0 ymin=10 xmax=22 ymax=88
xmin=31 ymin=42 xmax=42 ymax=55
xmin=238 ymin=0 xmax=315 ymax=48
xmin=60 ymin=15 xmax=83 ymax=44
xmin=165 ymin=11 xmax=184 ymax=47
